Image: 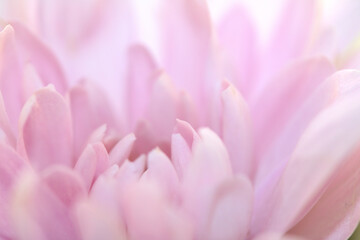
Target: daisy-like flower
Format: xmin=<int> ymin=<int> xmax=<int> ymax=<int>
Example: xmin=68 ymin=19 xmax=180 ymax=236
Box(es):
xmin=1 ymin=0 xmax=360 ymax=239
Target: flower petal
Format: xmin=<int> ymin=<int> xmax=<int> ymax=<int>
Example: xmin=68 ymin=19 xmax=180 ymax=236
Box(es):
xmin=75 ymin=142 xmax=109 ymax=191
xmin=109 ymin=133 xmax=136 ymax=166
xmin=68 ymin=80 xmax=118 ymax=158
xmin=206 ymin=176 xmax=253 ymax=240
xmin=221 ymin=83 xmax=253 ymax=177
xmin=217 ymin=6 xmax=258 ymax=97
xmin=255 ymin=88 xmax=360 ymax=234
xmin=18 ymin=86 xmax=73 ymax=170
xmin=126 ymin=44 xmax=158 ymax=130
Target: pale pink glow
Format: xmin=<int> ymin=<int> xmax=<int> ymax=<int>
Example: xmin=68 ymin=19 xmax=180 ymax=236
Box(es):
xmin=0 ymin=0 xmax=360 ymax=239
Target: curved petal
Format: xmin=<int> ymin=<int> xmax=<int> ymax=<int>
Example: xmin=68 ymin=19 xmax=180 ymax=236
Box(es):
xmin=126 ymin=44 xmax=158 ymax=130
xmin=0 ymin=143 xmax=25 ymax=239
xmin=68 ymin=80 xmax=118 ymax=158
xmin=73 ymin=199 xmax=126 ymax=240
xmin=18 ymin=86 xmax=73 ymax=170
xmin=206 ymin=176 xmax=253 ymax=240
xmin=11 ymin=170 xmax=80 ymax=240
xmin=253 ymin=56 xmax=334 ymax=184
xmin=255 ymin=88 xmax=360 ymax=234
xmin=221 ymin=83 xmax=253 ymax=177
xmin=109 ymin=133 xmax=136 ymax=166
xmin=217 ymin=5 xmax=258 ymax=97
xmin=182 ymin=128 xmax=232 ymax=238
xmin=123 ymin=182 xmax=192 ymax=240
xmin=141 ymin=148 xmax=179 ymax=200
xmin=75 ymin=142 xmax=109 ymax=191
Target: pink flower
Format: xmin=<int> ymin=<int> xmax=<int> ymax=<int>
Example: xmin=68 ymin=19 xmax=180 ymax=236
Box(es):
xmin=0 ymin=0 xmax=360 ymax=239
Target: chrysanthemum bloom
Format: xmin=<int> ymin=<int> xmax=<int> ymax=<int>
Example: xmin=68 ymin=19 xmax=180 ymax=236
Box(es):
xmin=1 ymin=0 xmax=360 ymax=239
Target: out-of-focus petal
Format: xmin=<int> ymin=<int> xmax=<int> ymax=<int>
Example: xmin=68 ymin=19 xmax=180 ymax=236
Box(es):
xmin=217 ymin=6 xmax=258 ymax=98
xmin=161 ymin=0 xmax=212 ymax=108
xmin=221 ymin=83 xmax=253 ymax=177
xmin=253 ymin=56 xmax=334 ymax=184
xmin=0 ymin=25 xmax=24 ymax=128
xmin=171 ymin=120 xmax=199 ymax=179
xmin=254 ymin=88 xmax=360 ymax=234
xmin=123 ymin=182 xmax=192 ymax=240
xmin=11 ymin=170 xmax=81 ymax=240
xmin=263 ymin=0 xmax=317 ymax=78
xmin=182 ymin=128 xmax=232 ymax=238
xmin=206 ymin=176 xmax=253 ymax=240
xmin=9 ymin=22 xmax=68 ymax=94
xmin=73 ymin=199 xmax=127 ymax=240
xmin=68 ymin=80 xmax=118 ymax=158
xmin=18 ymin=86 xmax=73 ymax=170
xmin=126 ymin=44 xmax=158 ymax=130
xmin=109 ymin=133 xmax=136 ymax=166
xmin=141 ymin=148 xmax=179 ymax=200
xmin=75 ymin=142 xmax=109 ymax=191
xmin=0 ymin=143 xmax=24 ymax=239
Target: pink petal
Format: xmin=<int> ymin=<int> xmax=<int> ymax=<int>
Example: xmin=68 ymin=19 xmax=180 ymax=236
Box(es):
xmin=217 ymin=6 xmax=258 ymax=98
xmin=0 ymin=25 xmax=24 ymax=129
xmin=141 ymin=148 xmax=179 ymax=201
xmin=18 ymin=86 xmax=73 ymax=170
xmin=0 ymin=91 xmax=15 ymax=147
xmin=109 ymin=133 xmax=136 ymax=166
xmin=115 ymin=155 xmax=146 ymax=189
xmin=255 ymin=88 xmax=360 ymax=234
xmin=289 ymin=147 xmax=360 ymax=239
xmin=182 ymin=128 xmax=232 ymax=238
xmin=146 ymin=73 xmax=178 ymax=141
xmin=221 ymin=83 xmax=253 ymax=177
xmin=263 ymin=0 xmax=317 ymax=78
xmin=68 ymin=80 xmax=118 ymax=158
xmin=206 ymin=176 xmax=253 ymax=240
xmin=73 ymin=199 xmax=127 ymax=240
xmin=171 ymin=120 xmax=199 ymax=179
xmin=254 ymin=233 xmax=306 ymax=240
xmin=253 ymin=56 xmax=334 ymax=184
xmin=75 ymin=142 xmax=109 ymax=191
xmin=161 ymin=0 xmax=212 ymax=108
xmin=11 ymin=170 xmax=80 ymax=240
xmin=41 ymin=165 xmax=86 ymax=207
xmin=126 ymin=44 xmax=158 ymax=130
xmin=9 ymin=22 xmax=68 ymax=94
xmin=0 ymin=143 xmax=24 ymax=239
xmin=123 ymin=182 xmax=192 ymax=240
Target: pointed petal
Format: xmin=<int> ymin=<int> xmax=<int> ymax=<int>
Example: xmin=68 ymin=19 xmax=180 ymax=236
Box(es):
xmin=182 ymin=128 xmax=232 ymax=238
xmin=10 ymin=22 xmax=68 ymax=93
xmin=75 ymin=142 xmax=109 ymax=191
xmin=171 ymin=120 xmax=199 ymax=179
xmin=126 ymin=44 xmax=157 ymax=129
xmin=0 ymin=25 xmax=24 ymax=128
xmin=68 ymin=80 xmax=117 ymax=158
xmin=161 ymin=0 xmax=212 ymax=107
xmin=221 ymin=84 xmax=253 ymax=177
xmin=18 ymin=86 xmax=73 ymax=170
xmin=109 ymin=133 xmax=136 ymax=166
xmin=217 ymin=6 xmax=258 ymax=96
xmin=141 ymin=148 xmax=179 ymax=200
